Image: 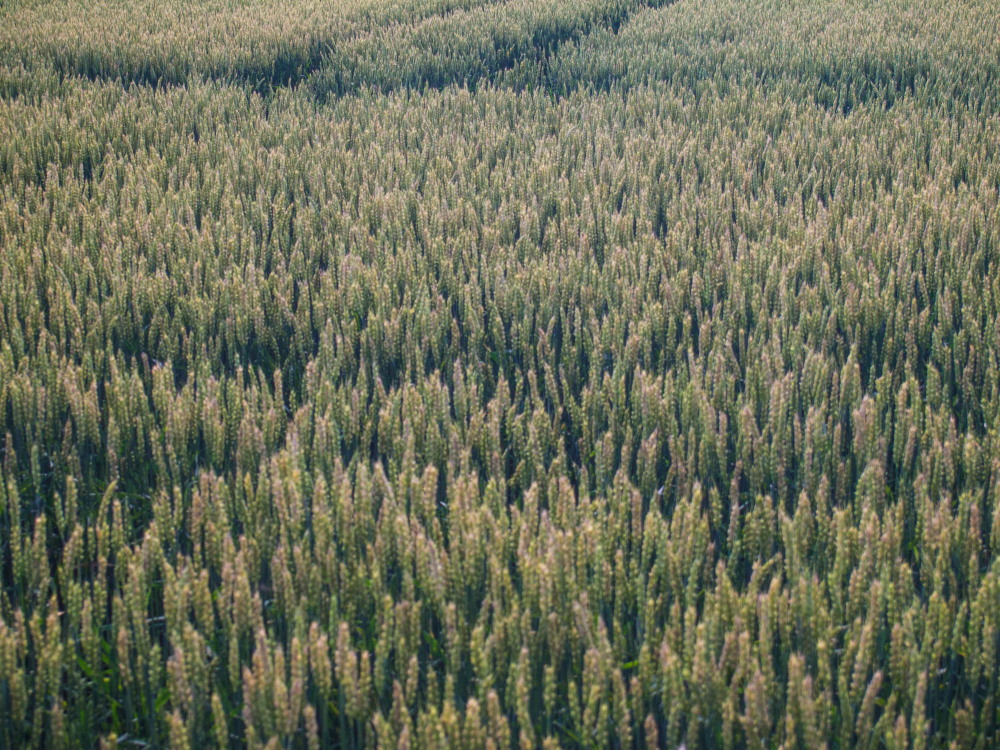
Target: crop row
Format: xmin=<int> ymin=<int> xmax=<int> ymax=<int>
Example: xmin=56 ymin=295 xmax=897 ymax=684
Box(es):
xmin=307 ymin=0 xmax=677 ymax=97
xmin=0 ymin=0 xmax=502 ymax=88
xmin=539 ymin=0 xmax=1000 ymax=113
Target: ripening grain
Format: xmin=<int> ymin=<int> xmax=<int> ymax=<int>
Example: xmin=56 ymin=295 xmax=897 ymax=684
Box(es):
xmin=1 ymin=0 xmax=999 ymax=747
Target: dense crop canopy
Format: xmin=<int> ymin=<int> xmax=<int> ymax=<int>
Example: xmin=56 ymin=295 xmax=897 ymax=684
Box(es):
xmin=1 ymin=0 xmax=999 ymax=747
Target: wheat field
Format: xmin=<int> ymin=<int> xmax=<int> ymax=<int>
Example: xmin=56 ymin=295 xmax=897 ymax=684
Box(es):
xmin=1 ymin=0 xmax=1000 ymax=747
